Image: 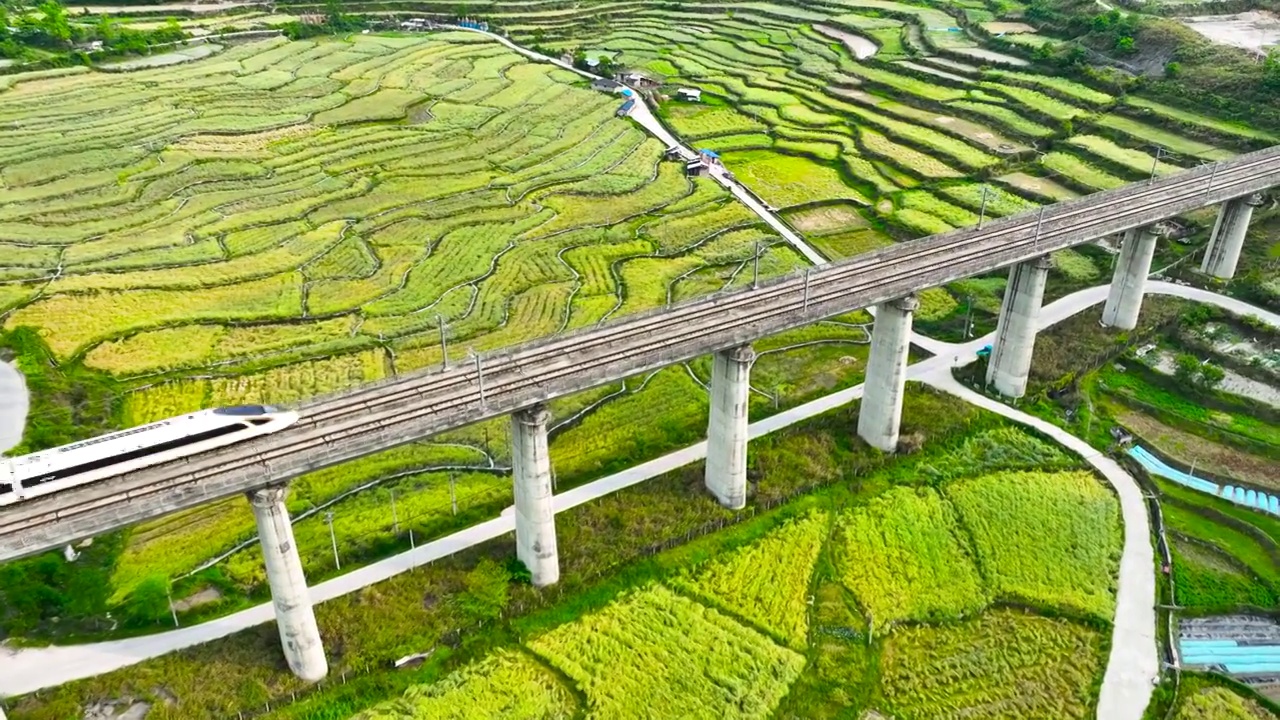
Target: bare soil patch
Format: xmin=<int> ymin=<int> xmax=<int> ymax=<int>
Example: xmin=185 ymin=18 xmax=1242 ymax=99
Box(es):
xmin=785 ymin=203 xmax=869 ymax=235
xmin=1115 ymin=405 xmax=1279 ymax=489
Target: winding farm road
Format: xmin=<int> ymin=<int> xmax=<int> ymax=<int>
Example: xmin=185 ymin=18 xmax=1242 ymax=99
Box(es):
xmin=449 ymin=25 xmax=830 ymax=265
xmin=4 ymin=280 xmax=1269 ymax=714
xmin=2 ymin=27 xmax=1273 ymax=717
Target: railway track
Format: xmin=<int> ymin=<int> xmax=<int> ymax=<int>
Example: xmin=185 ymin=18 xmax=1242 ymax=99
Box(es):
xmin=2 ymin=146 xmax=1278 ymax=558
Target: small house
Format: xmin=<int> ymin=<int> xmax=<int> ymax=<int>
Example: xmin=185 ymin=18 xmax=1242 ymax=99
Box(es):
xmin=585 ymin=57 xmax=601 ymax=70
xmin=697 ymin=148 xmax=721 ymax=165
xmin=624 ymin=72 xmax=659 ymax=89
xmin=676 ymin=88 xmax=702 ymax=102
xmin=591 ymin=78 xmax=621 ymax=93
xmin=686 ymin=160 xmax=709 ymax=177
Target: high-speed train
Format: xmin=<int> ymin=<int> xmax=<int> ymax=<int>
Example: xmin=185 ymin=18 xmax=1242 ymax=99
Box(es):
xmin=0 ymin=405 xmax=298 ymax=506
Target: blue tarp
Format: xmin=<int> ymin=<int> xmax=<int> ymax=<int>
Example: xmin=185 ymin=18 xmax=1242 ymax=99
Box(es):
xmin=1182 ymin=640 xmax=1280 ymax=673
xmin=1127 ymin=445 xmax=1279 ymax=515
xmin=698 ymin=149 xmax=720 ymax=158
xmin=621 ymin=88 xmax=633 ymax=97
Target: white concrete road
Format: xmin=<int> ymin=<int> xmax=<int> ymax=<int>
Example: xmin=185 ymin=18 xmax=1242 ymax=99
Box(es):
xmin=922 ymin=368 xmax=1159 ymax=719
xmin=7 ymin=280 xmax=1266 ymax=712
xmin=3 ymin=27 xmax=1271 ymax=715
xmin=0 ymin=362 xmax=27 ymax=455
xmin=451 ymin=26 xmax=829 ymax=266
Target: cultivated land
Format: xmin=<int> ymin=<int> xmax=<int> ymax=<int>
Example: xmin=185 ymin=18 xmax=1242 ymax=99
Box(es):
xmin=8 ymin=389 xmax=1128 ymax=719
xmin=2 ymin=0 xmax=1280 ymax=715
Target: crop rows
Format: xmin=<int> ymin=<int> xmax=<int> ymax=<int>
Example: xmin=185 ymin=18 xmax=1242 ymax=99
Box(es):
xmin=527 ymin=584 xmax=805 ymax=719
xmin=673 ymin=511 xmax=827 ymax=648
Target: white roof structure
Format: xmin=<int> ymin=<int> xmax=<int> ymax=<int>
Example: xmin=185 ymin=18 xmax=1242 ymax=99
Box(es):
xmin=677 ymin=87 xmax=702 ymax=100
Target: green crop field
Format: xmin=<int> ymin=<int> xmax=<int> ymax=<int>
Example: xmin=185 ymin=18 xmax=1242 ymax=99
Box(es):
xmin=6 ymin=385 xmax=1126 ymax=719
xmin=5 ymin=0 xmax=1279 ymax=713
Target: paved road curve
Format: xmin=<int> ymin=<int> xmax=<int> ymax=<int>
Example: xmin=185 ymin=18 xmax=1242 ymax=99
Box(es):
xmin=5 ymin=280 xmax=1268 ymax=716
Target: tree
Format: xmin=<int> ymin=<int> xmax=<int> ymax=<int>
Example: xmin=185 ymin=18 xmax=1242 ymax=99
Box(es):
xmin=1198 ymin=362 xmax=1225 ymax=390
xmin=123 ymin=575 xmax=171 ymax=626
xmin=1115 ymin=35 xmax=1135 ymax=53
xmin=1265 ymin=48 xmax=1280 ymax=92
xmin=38 ymin=0 xmax=71 ymax=44
xmin=1173 ymin=353 xmax=1200 ymax=385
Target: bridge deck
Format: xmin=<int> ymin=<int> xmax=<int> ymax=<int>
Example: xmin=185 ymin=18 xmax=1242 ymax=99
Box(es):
xmin=2 ymin=147 xmax=1278 ymax=562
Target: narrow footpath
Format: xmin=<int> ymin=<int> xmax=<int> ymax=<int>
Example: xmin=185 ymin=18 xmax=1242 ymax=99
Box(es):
xmin=5 ymin=280 xmax=1267 ymax=712
xmin=5 ymin=29 xmax=1275 ymax=715
xmin=452 ymin=25 xmax=829 ymax=265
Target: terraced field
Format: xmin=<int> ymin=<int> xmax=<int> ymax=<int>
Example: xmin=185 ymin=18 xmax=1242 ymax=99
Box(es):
xmin=486 ymin=0 xmax=1274 ymax=333
xmin=6 ymin=0 xmax=1278 ymax=640
xmin=0 ymin=32 xmax=820 ymax=599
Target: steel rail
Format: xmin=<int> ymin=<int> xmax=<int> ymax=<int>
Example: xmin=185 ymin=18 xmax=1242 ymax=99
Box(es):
xmin=1 ymin=149 xmax=1278 ymax=556
xmin=294 ymin=149 xmax=1279 ymax=425
xmin=281 ymin=149 xmax=1280 ymax=435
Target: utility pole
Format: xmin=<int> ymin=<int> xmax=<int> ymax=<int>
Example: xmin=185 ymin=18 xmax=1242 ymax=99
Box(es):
xmin=977 ymin=184 xmax=989 ymax=229
xmin=964 ymin=295 xmax=974 ymax=339
xmin=449 ymin=473 xmax=458 ymax=515
xmin=438 ymin=315 xmax=449 ymax=369
xmin=1148 ymin=146 xmax=1164 ymax=185
xmin=167 ymin=583 xmax=179 ymax=628
xmin=390 ymin=488 xmax=399 ymax=534
xmin=324 ymin=511 xmax=340 ymax=571
xmin=752 ymin=241 xmax=761 ymax=289
xmin=471 ymin=349 xmax=486 ymax=407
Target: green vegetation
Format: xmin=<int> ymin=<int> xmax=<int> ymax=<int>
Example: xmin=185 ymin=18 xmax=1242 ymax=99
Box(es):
xmin=527 ymin=584 xmax=806 ymax=719
xmin=878 ymin=611 xmax=1105 ymax=719
xmin=672 ymin=511 xmax=827 ymax=648
xmin=834 ymin=486 xmax=988 ymax=626
xmin=355 ymin=650 xmax=576 ymax=719
xmin=1170 ymin=678 xmax=1279 ymax=720
xmin=948 ymin=470 xmax=1121 ymax=619
xmin=10 ymin=386 xmax=1119 ymax=719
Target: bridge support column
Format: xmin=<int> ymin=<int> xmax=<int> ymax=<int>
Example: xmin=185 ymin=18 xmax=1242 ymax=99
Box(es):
xmin=858 ymin=294 xmax=918 ymax=452
xmin=511 ymin=404 xmax=559 ymax=587
xmin=247 ymin=485 xmax=328 ymax=683
xmin=986 ymin=255 xmax=1051 ymax=399
xmin=705 ymin=344 xmax=754 ymax=509
xmin=1201 ymin=194 xmax=1262 ymax=280
xmin=1102 ymin=225 xmax=1159 ymax=330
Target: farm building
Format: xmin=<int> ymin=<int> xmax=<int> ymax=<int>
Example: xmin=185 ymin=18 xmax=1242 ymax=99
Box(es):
xmin=686 ymin=160 xmax=709 ymax=177
xmin=624 ymin=72 xmax=660 ymax=89
xmin=591 ymin=78 xmax=622 ymax=92
xmin=676 ymin=88 xmax=702 ymax=102
xmin=697 ymin=148 xmax=721 ymax=165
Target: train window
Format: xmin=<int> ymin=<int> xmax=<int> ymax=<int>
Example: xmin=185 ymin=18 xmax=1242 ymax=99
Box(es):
xmin=0 ymin=484 xmax=11 ymax=494
xmin=19 ymin=423 xmax=248 ymax=489
xmin=214 ymin=406 xmax=268 ymax=416
xmin=248 ymin=418 xmax=271 ymax=426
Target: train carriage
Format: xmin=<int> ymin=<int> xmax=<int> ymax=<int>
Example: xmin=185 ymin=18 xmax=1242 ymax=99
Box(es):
xmin=0 ymin=406 xmax=298 ymax=506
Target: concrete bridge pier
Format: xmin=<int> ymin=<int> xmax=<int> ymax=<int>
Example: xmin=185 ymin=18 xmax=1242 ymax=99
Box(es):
xmin=857 ymin=294 xmax=918 ymax=452
xmin=1201 ymin=193 xmax=1263 ymax=280
xmin=511 ymin=403 xmax=559 ymax=587
xmin=986 ymin=255 xmax=1051 ymax=399
xmin=705 ymin=344 xmax=754 ymax=509
xmin=247 ymin=485 xmax=329 ymax=683
xmin=1102 ymin=225 xmax=1159 ymax=330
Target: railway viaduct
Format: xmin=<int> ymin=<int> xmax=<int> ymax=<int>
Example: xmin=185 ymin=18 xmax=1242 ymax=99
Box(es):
xmin=1 ymin=148 xmax=1277 ymax=682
